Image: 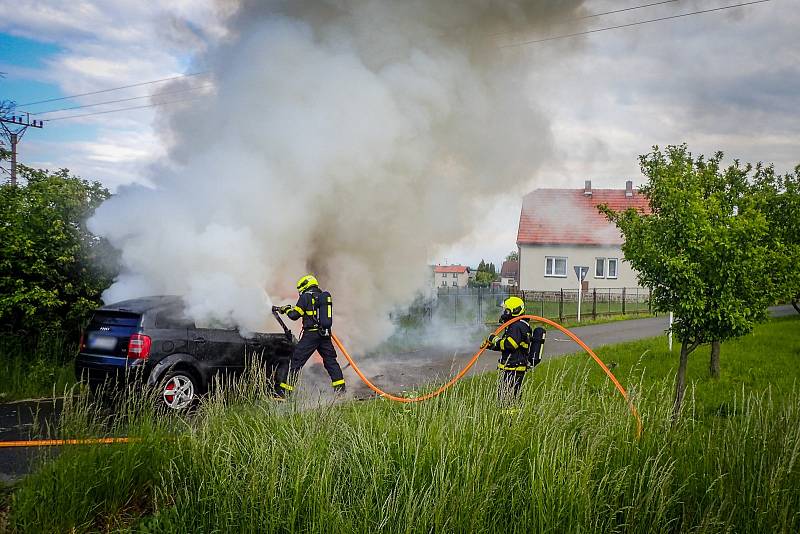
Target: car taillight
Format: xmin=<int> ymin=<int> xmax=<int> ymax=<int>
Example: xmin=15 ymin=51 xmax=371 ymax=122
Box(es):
xmin=128 ymin=334 xmax=152 ymax=360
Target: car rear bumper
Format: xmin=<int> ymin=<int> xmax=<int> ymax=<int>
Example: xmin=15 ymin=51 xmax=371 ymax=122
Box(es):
xmin=75 ymin=353 xmax=151 ymax=384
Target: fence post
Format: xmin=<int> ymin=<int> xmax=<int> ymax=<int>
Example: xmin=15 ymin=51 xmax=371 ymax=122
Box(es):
xmin=559 ymin=288 xmax=564 ymax=323
xmin=592 ymin=288 xmax=597 ymax=320
xmin=476 ymin=287 xmax=481 ymax=324
xmin=454 ymin=290 xmax=458 ymax=324
xmin=622 ymin=287 xmax=626 ymax=315
xmin=648 ymin=291 xmax=652 ymax=315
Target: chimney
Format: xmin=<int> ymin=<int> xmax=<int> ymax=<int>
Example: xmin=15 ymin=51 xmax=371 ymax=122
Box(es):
xmin=584 ymin=180 xmax=592 ymax=197
xmin=625 ymin=180 xmax=633 ymax=197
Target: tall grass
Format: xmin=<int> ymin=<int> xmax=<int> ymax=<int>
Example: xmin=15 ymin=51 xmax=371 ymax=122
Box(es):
xmin=8 ymin=349 xmax=800 ymax=533
xmin=0 ymin=335 xmax=76 ymax=401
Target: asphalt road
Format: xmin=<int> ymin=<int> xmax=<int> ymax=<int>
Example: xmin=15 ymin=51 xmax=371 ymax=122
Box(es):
xmin=342 ymin=314 xmax=673 ymax=395
xmin=0 ymin=399 xmax=62 ymax=483
xmin=0 ymin=306 xmax=795 ymax=483
xmin=362 ymin=305 xmax=796 ymax=390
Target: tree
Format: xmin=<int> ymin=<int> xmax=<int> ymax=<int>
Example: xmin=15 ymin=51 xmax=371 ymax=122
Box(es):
xmin=505 ymin=250 xmax=519 ymax=262
xmin=601 ymin=145 xmax=783 ymax=420
xmin=0 ymin=153 xmax=116 ymax=337
xmin=749 ymin=164 xmax=800 ymax=314
xmin=469 ymin=259 xmax=501 ymax=288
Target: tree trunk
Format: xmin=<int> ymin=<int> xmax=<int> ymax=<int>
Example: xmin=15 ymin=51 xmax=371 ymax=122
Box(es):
xmin=792 ymin=296 xmax=800 ymax=315
xmin=709 ymin=340 xmax=721 ymax=379
xmin=672 ymin=342 xmax=693 ymax=423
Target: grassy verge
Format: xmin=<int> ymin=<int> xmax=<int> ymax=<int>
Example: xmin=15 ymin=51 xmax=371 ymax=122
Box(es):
xmin=0 ymin=483 xmax=10 ymax=534
xmin=552 ymin=311 xmax=656 ymax=329
xmin=0 ymin=335 xmax=77 ymax=401
xmin=7 ymin=316 xmax=800 ymax=532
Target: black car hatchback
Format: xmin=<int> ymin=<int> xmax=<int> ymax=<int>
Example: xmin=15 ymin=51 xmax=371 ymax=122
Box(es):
xmin=75 ymin=296 xmax=296 ymax=409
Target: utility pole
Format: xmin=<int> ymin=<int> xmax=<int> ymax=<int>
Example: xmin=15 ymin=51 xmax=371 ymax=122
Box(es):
xmin=1 ymin=112 xmax=44 ymax=186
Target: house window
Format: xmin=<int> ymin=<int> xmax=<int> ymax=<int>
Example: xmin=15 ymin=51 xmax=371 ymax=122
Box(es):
xmin=595 ymin=257 xmax=605 ymax=278
xmin=452 ymin=273 xmax=458 ymax=278
xmin=545 ymin=256 xmax=567 ymax=277
xmin=608 ymin=258 xmax=618 ymax=279
xmin=452 ymin=281 xmax=457 ymax=287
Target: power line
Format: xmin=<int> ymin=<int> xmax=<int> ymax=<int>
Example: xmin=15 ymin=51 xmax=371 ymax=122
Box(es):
xmin=42 ymin=97 xmax=205 ymax=122
xmin=18 ymin=71 xmax=209 ymax=107
xmin=21 ymin=1 xmax=774 ymax=123
xmin=577 ymin=0 xmax=682 ymax=20
xmin=489 ymin=1 xmax=683 ymax=38
xmin=20 ymin=2 xmax=682 ymax=111
xmin=27 ymin=83 xmax=214 ymax=116
xmin=500 ymin=0 xmax=772 ymax=48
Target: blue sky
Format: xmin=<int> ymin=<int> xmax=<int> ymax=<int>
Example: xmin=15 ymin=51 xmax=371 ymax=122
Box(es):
xmin=1 ymin=33 xmax=102 ymax=146
xmin=0 ymin=0 xmax=217 ymax=186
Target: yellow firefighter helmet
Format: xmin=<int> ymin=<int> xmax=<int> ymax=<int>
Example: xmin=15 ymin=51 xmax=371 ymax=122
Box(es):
xmin=503 ymin=296 xmax=525 ymax=317
xmin=296 ymin=274 xmax=319 ymax=293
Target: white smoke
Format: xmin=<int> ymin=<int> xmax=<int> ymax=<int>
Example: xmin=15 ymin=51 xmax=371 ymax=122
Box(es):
xmin=89 ymin=0 xmax=588 ymax=349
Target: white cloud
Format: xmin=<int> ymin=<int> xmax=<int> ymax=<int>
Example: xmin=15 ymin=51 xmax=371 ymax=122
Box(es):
xmin=0 ymin=0 xmax=223 ymax=189
xmin=530 ymin=0 xmax=800 ymax=189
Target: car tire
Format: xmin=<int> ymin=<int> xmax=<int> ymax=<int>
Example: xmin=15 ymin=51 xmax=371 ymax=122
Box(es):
xmin=159 ymin=370 xmax=199 ymax=411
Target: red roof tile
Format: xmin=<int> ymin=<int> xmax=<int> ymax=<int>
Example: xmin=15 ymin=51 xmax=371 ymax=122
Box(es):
xmin=434 ymin=265 xmax=469 ymax=273
xmin=517 ymin=188 xmax=650 ymax=246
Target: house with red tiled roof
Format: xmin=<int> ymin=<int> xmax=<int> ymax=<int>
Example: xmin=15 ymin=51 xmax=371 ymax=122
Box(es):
xmin=516 ymin=180 xmax=650 ymax=291
xmin=433 ymin=264 xmax=471 ymax=288
xmin=500 ymin=259 xmax=518 ymax=287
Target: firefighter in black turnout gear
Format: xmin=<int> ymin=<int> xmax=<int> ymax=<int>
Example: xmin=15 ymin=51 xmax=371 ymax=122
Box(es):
xmin=276 ymin=275 xmax=345 ymax=397
xmin=482 ymin=296 xmax=546 ymax=403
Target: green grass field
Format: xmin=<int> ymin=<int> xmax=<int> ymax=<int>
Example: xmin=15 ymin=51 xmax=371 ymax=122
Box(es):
xmin=5 ymin=316 xmax=800 ymax=533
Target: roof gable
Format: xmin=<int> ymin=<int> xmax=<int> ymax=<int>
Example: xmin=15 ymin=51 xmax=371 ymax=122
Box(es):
xmin=500 ymin=260 xmax=518 ymax=277
xmin=517 ymin=188 xmax=649 ymax=246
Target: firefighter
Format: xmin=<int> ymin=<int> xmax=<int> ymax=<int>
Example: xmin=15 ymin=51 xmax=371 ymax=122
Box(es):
xmin=275 ymin=275 xmax=345 ymax=397
xmin=482 ymin=296 xmax=546 ymax=403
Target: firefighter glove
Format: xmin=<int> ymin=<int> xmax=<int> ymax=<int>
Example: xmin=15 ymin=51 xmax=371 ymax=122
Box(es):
xmin=278 ymin=304 xmax=293 ymax=314
xmin=483 ymin=333 xmax=498 ymax=348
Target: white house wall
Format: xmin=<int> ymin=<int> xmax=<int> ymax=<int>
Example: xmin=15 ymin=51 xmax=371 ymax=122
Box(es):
xmin=435 ymin=271 xmax=470 ymax=288
xmin=519 ymin=244 xmax=641 ymax=291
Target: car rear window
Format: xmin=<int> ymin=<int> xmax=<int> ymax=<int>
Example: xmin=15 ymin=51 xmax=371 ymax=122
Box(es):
xmin=89 ymin=311 xmax=141 ymax=327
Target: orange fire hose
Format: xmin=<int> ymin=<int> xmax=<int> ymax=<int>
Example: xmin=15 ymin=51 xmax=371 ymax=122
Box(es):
xmin=0 ymin=437 xmax=130 ymax=448
xmin=332 ymin=314 xmax=643 ymax=438
xmin=0 ymin=316 xmax=641 ymax=448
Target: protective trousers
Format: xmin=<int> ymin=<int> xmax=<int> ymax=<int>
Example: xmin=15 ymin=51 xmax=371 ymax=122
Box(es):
xmin=277 ymin=330 xmax=345 ymax=396
xmin=497 ymin=361 xmax=527 ymax=405
xmin=271 ymin=355 xmax=290 ymax=397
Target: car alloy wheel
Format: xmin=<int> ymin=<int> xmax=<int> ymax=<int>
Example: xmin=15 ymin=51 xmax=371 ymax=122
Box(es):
xmin=162 ymin=373 xmax=196 ymax=410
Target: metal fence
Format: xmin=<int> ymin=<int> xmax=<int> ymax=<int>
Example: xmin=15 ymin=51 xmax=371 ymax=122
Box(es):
xmin=402 ymin=286 xmax=652 ymax=326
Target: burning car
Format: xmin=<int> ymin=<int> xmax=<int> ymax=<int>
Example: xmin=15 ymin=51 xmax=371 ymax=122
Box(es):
xmin=75 ymin=296 xmax=295 ymax=409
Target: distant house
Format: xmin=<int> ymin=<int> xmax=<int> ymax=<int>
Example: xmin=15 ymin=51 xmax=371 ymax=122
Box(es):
xmin=500 ymin=260 xmax=518 ymax=287
xmin=433 ymin=264 xmax=471 ymax=288
xmin=516 ymin=180 xmax=649 ymax=291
